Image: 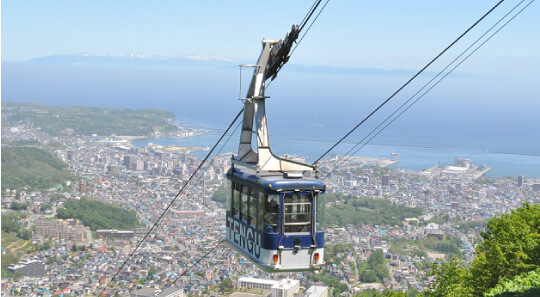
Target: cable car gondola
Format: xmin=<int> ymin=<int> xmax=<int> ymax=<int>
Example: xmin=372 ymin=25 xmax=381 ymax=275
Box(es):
xmin=224 ymin=30 xmax=326 ymax=272
xmin=226 ymin=167 xmax=325 ymax=272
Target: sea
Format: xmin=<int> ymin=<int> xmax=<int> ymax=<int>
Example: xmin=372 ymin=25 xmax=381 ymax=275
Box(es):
xmin=131 ymin=126 xmax=540 ymax=179
xmin=3 ymin=62 xmax=540 ymax=178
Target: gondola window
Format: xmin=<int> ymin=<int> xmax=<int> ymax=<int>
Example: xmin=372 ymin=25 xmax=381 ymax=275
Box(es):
xmin=249 ymin=190 xmax=258 ymax=227
xmin=284 ymin=192 xmax=312 ymax=233
xmin=264 ymin=194 xmax=279 ymax=233
xmin=241 ymin=186 xmax=249 ymax=223
xmin=233 ymin=182 xmax=241 ymax=219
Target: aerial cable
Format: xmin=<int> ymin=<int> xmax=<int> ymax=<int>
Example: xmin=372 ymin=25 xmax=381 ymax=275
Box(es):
xmin=99 ymin=108 xmax=243 ymax=295
xmin=291 ymin=0 xmax=331 ymax=57
xmin=151 ymin=119 xmax=243 ymax=236
xmin=102 ymin=2 xmax=332 ymax=289
xmin=265 ymin=0 xmax=330 ymax=91
xmin=342 ymin=0 xmax=536 ymax=168
xmin=98 ymin=108 xmax=244 ymax=297
xmin=159 ymin=119 xmax=241 ymax=226
xmin=148 ymin=2 xmax=330 ymax=276
xmin=313 ymin=0 xmax=506 ymax=165
xmin=323 ymin=0 xmax=530 ymax=178
xmin=164 ymin=239 xmax=226 ymax=289
xmin=299 ymin=0 xmax=323 ymax=32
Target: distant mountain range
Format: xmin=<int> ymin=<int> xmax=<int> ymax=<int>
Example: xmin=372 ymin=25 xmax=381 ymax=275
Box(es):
xmin=27 ymin=52 xmax=235 ymax=67
xmin=24 ymin=52 xmax=437 ymax=76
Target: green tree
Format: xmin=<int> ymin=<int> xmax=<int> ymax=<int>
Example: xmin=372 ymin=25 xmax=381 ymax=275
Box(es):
xmin=218 ymin=278 xmax=233 ymax=292
xmin=17 ymin=229 xmax=32 ymax=240
xmin=485 ymin=268 xmax=540 ymax=296
xmin=10 ymin=201 xmax=27 ymax=210
xmin=468 ymin=203 xmax=539 ymax=295
xmin=383 ymin=291 xmax=408 ymax=297
xmin=354 ymin=289 xmax=380 ymax=297
xmin=1 ymin=212 xmax=20 ymax=233
xmin=46 ymin=256 xmax=57 ymax=265
xmin=1 ymin=253 xmax=20 ymax=278
xmin=358 ymin=250 xmax=389 ymax=282
xmin=211 ymin=186 xmax=228 ymax=204
xmin=309 ymin=274 xmax=340 ymax=287
xmin=426 ymin=257 xmax=473 ymax=297
xmin=359 ymin=269 xmax=379 ymax=283
xmin=368 ymin=250 xmax=385 ymax=265
xmin=427 ymin=203 xmax=540 ymax=296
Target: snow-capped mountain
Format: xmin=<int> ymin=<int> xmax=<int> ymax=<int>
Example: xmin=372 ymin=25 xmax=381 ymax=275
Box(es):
xmin=27 ymin=52 xmax=235 ymax=66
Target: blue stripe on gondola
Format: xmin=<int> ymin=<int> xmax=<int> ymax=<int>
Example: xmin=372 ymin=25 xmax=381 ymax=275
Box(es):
xmin=227 ymin=215 xmax=324 ymax=250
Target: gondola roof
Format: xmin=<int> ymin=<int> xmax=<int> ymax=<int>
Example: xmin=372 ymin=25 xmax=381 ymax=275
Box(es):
xmin=227 ymin=167 xmax=325 ymax=192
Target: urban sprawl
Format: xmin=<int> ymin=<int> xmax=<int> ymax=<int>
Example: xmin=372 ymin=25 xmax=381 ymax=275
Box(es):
xmin=2 ymin=120 xmax=539 ymax=297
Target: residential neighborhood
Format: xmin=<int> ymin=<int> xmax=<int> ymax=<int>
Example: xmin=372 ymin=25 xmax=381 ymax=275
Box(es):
xmin=2 ymin=119 xmax=539 ymax=296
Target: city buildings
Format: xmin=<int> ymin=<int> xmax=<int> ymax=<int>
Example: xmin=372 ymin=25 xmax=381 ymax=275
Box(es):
xmin=306 ymin=285 xmax=329 ymax=297
xmin=7 ymin=259 xmax=45 ymax=277
xmin=237 ymin=277 xmax=278 ymax=290
xmin=271 ymin=279 xmax=300 ymax=297
xmin=1 ymin=113 xmax=538 ymax=296
xmin=35 ymin=218 xmax=87 ymax=242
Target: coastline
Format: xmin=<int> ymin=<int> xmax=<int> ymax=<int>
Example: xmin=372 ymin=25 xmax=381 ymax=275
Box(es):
xmin=129 ymin=133 xmax=540 ymax=179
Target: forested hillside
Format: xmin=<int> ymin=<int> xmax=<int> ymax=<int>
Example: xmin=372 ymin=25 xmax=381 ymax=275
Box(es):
xmin=322 ymin=193 xmax=423 ymax=226
xmin=2 ymin=101 xmax=178 ymax=136
xmin=56 ymin=198 xmax=140 ymax=230
xmin=1 ymin=147 xmax=72 ymax=191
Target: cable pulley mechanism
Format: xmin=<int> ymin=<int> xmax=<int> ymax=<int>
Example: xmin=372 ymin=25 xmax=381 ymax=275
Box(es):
xmin=265 ymin=24 xmax=300 ymax=81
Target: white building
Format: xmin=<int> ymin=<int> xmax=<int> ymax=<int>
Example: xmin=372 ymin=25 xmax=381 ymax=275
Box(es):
xmin=306 ymin=285 xmax=329 ymax=297
xmin=271 ymin=279 xmax=299 ymax=297
xmin=442 ymin=166 xmax=468 ymax=176
xmin=7 ymin=259 xmax=45 ymax=277
xmin=157 ymin=287 xmax=185 ymax=297
xmin=237 ymin=277 xmax=279 ymax=290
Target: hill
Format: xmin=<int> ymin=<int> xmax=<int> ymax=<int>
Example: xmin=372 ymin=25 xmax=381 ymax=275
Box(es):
xmin=321 ymin=193 xmax=423 ymax=226
xmin=2 ymin=101 xmax=178 ymax=136
xmin=1 ymin=147 xmax=72 ymax=192
xmin=56 ymin=198 xmax=140 ymax=231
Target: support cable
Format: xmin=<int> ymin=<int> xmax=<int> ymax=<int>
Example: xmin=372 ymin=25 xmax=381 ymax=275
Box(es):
xmin=151 ymin=119 xmax=242 ymax=236
xmin=165 ymin=239 xmax=226 ymax=289
xmin=322 ymin=0 xmax=534 ymax=178
xmin=313 ymin=0 xmax=506 ymax=165
xmin=265 ymin=0 xmax=331 ymax=90
xmin=104 ymin=3 xmax=334 ymax=291
xmin=291 ymin=0 xmax=331 ymax=57
xmin=323 ymin=0 xmax=529 ymax=177
xmin=98 ymin=108 xmax=244 ymax=297
xmin=299 ymin=0 xmax=323 ymax=32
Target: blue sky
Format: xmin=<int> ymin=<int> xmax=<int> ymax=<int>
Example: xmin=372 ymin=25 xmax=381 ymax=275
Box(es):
xmin=2 ymin=1 xmax=539 ymax=123
xmin=2 ymin=0 xmax=539 ymax=72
